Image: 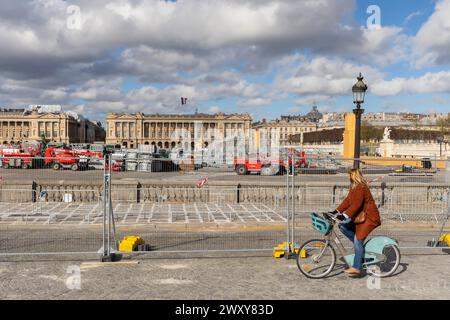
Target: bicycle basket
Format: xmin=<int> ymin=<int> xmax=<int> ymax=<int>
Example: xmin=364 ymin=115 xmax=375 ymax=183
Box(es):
xmin=311 ymin=213 xmax=332 ymax=235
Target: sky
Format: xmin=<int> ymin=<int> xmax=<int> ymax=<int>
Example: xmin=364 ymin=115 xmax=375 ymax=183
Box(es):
xmin=0 ymin=0 xmax=450 ymax=123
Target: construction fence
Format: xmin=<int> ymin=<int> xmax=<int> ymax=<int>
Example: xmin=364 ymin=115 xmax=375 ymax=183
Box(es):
xmin=0 ymin=155 xmax=448 ymax=259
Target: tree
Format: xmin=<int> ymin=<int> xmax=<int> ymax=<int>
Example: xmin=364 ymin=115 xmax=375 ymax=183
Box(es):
xmin=360 ymin=121 xmax=383 ymax=142
xmin=436 ymin=116 xmax=450 ymax=134
xmin=40 ymin=133 xmax=50 ymax=150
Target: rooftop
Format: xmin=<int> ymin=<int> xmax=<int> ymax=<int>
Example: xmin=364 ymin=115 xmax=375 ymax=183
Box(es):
xmin=108 ymin=111 xmax=252 ymax=119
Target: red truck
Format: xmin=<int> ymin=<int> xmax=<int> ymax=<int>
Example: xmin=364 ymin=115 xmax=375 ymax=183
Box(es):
xmin=105 ymin=159 xmax=125 ymax=172
xmin=44 ymin=147 xmax=89 ymax=171
xmin=234 ymin=150 xmax=308 ymax=175
xmin=0 ymin=144 xmax=42 ymax=169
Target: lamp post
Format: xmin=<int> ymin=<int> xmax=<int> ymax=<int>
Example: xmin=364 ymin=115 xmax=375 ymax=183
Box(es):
xmin=352 ymin=73 xmax=368 ymax=169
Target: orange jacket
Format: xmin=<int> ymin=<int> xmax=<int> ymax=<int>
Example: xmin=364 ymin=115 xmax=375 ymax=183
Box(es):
xmin=337 ymin=183 xmax=381 ymax=240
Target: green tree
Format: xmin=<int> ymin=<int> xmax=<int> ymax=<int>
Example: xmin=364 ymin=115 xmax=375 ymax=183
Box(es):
xmin=360 ymin=121 xmax=383 ymax=142
xmin=40 ymin=133 xmax=50 ymax=150
xmin=436 ymin=116 xmax=450 ymax=134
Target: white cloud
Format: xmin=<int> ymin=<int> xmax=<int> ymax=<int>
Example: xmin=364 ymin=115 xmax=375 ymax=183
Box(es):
xmin=207 ymin=106 xmax=221 ymax=114
xmin=371 ymin=71 xmax=450 ymax=96
xmin=0 ymin=0 xmax=443 ymax=118
xmin=71 ymin=78 xmax=123 ymax=101
xmin=413 ymin=0 xmax=450 ymax=67
xmin=404 ymin=11 xmax=423 ymax=24
xmin=294 ymin=95 xmax=333 ymax=106
xmin=237 ymin=97 xmax=272 ymax=108
xmin=360 ymin=26 xmax=409 ymax=66
xmin=275 ymin=56 xmax=383 ymax=97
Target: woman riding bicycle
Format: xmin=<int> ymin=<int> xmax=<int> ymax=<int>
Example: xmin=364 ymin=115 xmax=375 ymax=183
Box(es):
xmin=331 ymin=169 xmax=381 ymax=276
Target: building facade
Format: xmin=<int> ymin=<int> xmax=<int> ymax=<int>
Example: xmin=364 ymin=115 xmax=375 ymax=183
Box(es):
xmin=0 ymin=106 xmax=105 ymax=145
xmin=253 ymin=118 xmax=317 ymax=147
xmin=106 ymin=112 xmax=253 ymax=150
xmin=319 ymin=111 xmax=450 ymax=128
xmin=253 ymin=106 xmax=320 ymax=148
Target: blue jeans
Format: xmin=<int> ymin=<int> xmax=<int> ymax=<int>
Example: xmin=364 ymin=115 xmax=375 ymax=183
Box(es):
xmin=339 ymin=219 xmax=365 ymax=271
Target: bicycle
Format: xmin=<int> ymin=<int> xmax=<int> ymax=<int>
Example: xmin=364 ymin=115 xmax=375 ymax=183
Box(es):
xmin=296 ymin=212 xmax=401 ymax=279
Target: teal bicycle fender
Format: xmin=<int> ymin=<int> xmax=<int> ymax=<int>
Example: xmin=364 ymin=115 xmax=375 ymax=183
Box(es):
xmin=343 ymin=237 xmax=398 ymax=266
xmin=343 ymin=253 xmax=379 ymax=267
xmin=364 ymin=236 xmax=398 ymax=255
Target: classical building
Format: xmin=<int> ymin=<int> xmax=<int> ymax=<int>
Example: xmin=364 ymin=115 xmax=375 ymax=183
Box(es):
xmin=0 ymin=106 xmax=105 ymax=145
xmin=319 ymin=111 xmax=450 ymax=128
xmin=253 ymin=106 xmax=320 ymax=147
xmin=105 ymin=111 xmax=253 ymax=150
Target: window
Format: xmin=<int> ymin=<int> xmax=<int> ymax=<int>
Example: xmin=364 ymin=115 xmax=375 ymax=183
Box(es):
xmin=130 ymin=123 xmax=135 ymax=137
xmin=115 ymin=123 xmax=120 ymax=137
xmin=144 ymin=123 xmax=149 ymax=138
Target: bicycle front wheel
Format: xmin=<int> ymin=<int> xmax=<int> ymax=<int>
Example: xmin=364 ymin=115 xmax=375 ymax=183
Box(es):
xmin=296 ymin=239 xmax=336 ymax=279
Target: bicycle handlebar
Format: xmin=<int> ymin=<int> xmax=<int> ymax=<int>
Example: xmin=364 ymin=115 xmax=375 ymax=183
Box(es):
xmin=322 ymin=212 xmax=339 ymax=222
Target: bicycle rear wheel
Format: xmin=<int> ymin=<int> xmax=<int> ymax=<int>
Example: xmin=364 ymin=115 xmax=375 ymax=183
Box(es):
xmin=366 ymin=244 xmax=401 ymax=278
xmin=296 ymin=239 xmax=336 ymax=279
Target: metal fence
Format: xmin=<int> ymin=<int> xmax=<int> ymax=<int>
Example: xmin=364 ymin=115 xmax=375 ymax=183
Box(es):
xmin=0 ymin=154 xmax=449 ymax=259
xmin=287 ymin=156 xmax=450 ymax=252
xmin=0 ymin=156 xmax=104 ymax=258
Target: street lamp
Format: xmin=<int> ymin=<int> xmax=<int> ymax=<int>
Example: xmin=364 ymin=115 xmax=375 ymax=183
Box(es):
xmin=352 ymin=73 xmax=368 ymax=169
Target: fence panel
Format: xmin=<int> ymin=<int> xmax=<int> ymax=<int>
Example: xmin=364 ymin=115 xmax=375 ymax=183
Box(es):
xmin=0 ymin=156 xmax=105 ymax=257
xmin=0 ymin=154 xmax=448 ymax=258
xmin=108 ymin=158 xmax=288 ymax=254
xmin=292 ymin=157 xmax=450 ymax=250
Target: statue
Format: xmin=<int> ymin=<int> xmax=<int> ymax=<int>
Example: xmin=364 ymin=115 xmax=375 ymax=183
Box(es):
xmin=382 ymin=127 xmax=391 ymax=141
xmin=379 ymin=127 xmax=393 ymax=157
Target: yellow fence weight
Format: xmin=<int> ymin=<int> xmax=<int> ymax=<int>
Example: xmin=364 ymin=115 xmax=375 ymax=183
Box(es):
xmin=439 ymin=234 xmax=450 ymax=247
xmin=273 ymin=241 xmax=300 ymax=259
xmin=119 ymin=236 xmax=145 ymax=252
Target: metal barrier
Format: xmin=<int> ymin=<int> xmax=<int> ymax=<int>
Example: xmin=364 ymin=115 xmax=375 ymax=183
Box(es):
xmin=0 ymin=156 xmax=105 ymax=258
xmin=0 ymin=154 xmax=448 ymax=258
xmin=288 ymin=156 xmax=450 ymax=252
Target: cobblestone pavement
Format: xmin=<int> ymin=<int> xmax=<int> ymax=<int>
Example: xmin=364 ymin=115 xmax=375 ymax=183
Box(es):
xmin=0 ymin=254 xmax=449 ymax=300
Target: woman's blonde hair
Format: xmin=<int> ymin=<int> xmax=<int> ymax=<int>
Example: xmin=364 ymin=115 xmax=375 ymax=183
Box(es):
xmin=349 ymin=169 xmax=367 ymax=188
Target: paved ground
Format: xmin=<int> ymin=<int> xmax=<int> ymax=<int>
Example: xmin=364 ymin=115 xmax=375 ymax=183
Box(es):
xmin=0 ymin=203 xmax=286 ymax=225
xmin=0 ymin=253 xmax=448 ymax=300
xmin=0 ymin=201 xmax=446 ymax=225
xmin=0 ymin=224 xmax=447 ymax=255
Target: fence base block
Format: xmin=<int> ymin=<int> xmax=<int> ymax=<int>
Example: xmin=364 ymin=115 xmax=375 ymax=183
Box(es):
xmin=100 ymin=252 xmax=122 ymax=262
xmin=97 ymin=247 xmax=122 ymax=262
xmin=273 ymin=241 xmax=301 ymax=259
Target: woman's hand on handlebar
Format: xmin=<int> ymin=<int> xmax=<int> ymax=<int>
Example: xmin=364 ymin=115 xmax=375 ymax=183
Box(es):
xmin=327 ymin=210 xmax=345 ymax=221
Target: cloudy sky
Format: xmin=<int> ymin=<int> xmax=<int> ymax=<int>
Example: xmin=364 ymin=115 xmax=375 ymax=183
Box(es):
xmin=0 ymin=0 xmax=450 ymax=123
